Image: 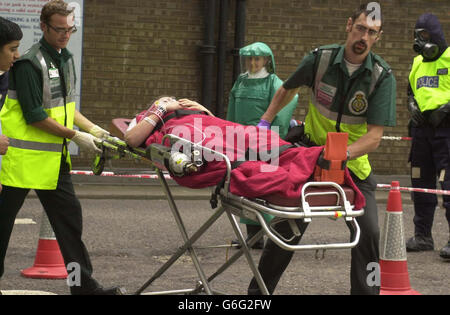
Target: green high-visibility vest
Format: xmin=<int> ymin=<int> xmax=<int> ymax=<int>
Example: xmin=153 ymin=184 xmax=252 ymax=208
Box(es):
xmin=0 ymin=42 xmax=76 ymax=189
xmin=409 ymin=47 xmax=450 ymax=112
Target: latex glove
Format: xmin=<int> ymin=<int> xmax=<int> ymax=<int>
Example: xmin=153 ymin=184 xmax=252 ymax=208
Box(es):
xmin=257 ymin=119 xmax=271 ymax=130
xmin=71 ymin=131 xmax=102 ymax=154
xmin=89 ymin=125 xmax=110 ymax=139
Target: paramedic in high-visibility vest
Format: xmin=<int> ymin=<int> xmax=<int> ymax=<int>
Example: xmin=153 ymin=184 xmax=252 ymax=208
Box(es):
xmin=405 ymin=13 xmax=450 ymax=260
xmin=0 ymin=17 xmax=23 ymax=194
xmin=250 ymin=3 xmax=397 ymax=295
xmin=0 ymin=0 xmax=124 ymax=295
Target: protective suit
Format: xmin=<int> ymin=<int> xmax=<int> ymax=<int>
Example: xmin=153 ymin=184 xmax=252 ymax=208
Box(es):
xmin=227 ymin=42 xmax=298 ymax=140
xmin=406 ymin=13 xmax=450 ymax=257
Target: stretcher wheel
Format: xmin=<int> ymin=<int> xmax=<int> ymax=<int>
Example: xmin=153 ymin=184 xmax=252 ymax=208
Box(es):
xmin=92 ymin=154 xmax=105 ymax=176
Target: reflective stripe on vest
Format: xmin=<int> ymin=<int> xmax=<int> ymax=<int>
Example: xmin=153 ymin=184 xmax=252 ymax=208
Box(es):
xmin=36 ymin=49 xmax=76 ymax=109
xmin=6 ymin=89 xmax=17 ymax=99
xmin=307 ymin=49 xmax=385 ymax=180
xmin=311 ymin=49 xmax=384 ymax=125
xmin=8 ymin=137 xmax=62 ymax=152
xmin=0 ymin=43 xmax=76 ymax=189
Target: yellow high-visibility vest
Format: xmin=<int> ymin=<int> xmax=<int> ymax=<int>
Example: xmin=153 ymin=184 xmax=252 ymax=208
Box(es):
xmin=0 ymin=42 xmax=76 ymax=189
xmin=409 ymin=47 xmax=450 ymax=112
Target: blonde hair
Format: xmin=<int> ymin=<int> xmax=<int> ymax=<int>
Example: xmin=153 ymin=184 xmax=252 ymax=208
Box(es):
xmin=40 ymin=0 xmax=74 ymax=24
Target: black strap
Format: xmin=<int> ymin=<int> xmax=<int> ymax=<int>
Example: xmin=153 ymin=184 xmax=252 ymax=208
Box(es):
xmin=316 ymin=151 xmax=347 ymax=170
xmin=59 ymin=62 xmax=69 ymax=158
xmin=336 ymin=72 xmax=358 ymax=132
xmin=154 ymin=109 xmax=208 ymax=132
xmin=230 ymin=144 xmax=294 ymax=170
xmin=210 ymin=175 xmax=226 ymax=209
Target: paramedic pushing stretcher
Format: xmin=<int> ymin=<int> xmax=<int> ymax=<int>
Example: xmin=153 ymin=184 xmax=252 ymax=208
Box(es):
xmin=0 ymin=0 xmax=123 ymax=294
xmin=252 ymin=3 xmax=396 ymax=295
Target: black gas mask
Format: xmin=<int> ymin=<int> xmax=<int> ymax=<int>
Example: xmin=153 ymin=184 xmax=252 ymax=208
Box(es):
xmin=413 ymin=28 xmax=440 ymax=60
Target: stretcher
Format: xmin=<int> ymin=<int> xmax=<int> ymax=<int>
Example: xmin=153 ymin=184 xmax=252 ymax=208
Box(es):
xmin=91 ymin=118 xmax=365 ymax=295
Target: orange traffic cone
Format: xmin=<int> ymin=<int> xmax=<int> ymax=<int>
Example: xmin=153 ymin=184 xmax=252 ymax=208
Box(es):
xmin=21 ymin=212 xmax=68 ymax=279
xmin=379 ymin=181 xmax=420 ymax=295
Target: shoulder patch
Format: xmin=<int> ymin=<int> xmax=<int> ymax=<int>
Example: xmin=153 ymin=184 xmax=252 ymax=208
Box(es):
xmin=318 ymin=43 xmax=341 ymax=51
xmin=348 ymin=91 xmax=368 ymax=115
xmin=373 ymin=54 xmax=391 ymax=73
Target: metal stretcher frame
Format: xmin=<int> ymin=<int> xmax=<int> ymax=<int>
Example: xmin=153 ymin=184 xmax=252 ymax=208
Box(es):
xmin=94 ymin=132 xmax=364 ymax=295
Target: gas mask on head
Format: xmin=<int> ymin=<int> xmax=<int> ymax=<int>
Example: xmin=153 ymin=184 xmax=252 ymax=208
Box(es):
xmin=413 ymin=28 xmax=440 ymax=60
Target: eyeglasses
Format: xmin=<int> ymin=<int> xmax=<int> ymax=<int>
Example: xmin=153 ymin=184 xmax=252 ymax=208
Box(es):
xmin=46 ymin=23 xmax=77 ymax=35
xmin=354 ymin=24 xmax=379 ymax=38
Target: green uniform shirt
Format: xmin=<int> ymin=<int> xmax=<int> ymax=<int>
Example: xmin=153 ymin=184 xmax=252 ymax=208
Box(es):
xmin=283 ymin=44 xmax=396 ymax=179
xmin=284 ymin=44 xmax=396 ymax=127
xmin=11 ymin=38 xmax=75 ymax=124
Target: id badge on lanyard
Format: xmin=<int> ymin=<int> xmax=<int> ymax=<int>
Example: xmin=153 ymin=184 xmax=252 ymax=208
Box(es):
xmin=49 ymin=67 xmax=59 ymax=80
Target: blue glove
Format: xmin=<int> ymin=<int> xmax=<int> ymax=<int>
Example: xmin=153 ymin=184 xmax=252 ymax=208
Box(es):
xmin=257 ymin=119 xmax=271 ymax=129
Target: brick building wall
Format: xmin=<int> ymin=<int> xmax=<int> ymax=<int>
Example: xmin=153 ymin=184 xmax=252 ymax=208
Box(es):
xmin=75 ymin=0 xmax=450 ymax=175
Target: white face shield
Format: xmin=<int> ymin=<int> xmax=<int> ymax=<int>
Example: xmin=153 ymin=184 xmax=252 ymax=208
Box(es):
xmin=240 ymin=55 xmax=271 ymax=77
xmin=154 ymin=96 xmax=177 ymax=107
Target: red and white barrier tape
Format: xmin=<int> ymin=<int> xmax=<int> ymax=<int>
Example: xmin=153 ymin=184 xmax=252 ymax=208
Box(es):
xmin=70 ymin=170 xmax=172 ymax=180
xmin=381 ymin=136 xmax=412 ymax=141
xmin=71 ymin=171 xmax=450 ymax=196
xmin=377 ymin=184 xmax=450 ymax=196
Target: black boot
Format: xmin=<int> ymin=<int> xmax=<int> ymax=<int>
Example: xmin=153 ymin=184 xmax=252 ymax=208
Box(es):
xmin=406 ymin=235 xmax=434 ymax=252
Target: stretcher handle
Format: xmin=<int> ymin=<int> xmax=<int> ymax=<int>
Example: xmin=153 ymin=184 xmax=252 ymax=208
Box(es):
xmin=223 ymin=194 xmax=361 ymax=251
xmin=92 ymin=136 xmax=155 ymax=175
xmin=220 ymin=185 xmax=364 ymax=251
xmin=94 ymin=136 xmax=148 ymax=160
xmin=301 ymin=181 xmax=359 ymax=222
xmin=221 ymin=189 xmax=364 ymax=220
xmin=257 ymin=209 xmax=361 ymax=251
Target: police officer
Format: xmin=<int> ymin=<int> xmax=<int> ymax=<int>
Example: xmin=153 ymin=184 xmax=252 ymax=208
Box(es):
xmin=227 ymin=42 xmax=298 ymax=249
xmin=0 ymin=0 xmax=122 ymax=294
xmin=251 ymin=3 xmax=397 ymax=295
xmin=405 ymin=13 xmax=450 ymax=260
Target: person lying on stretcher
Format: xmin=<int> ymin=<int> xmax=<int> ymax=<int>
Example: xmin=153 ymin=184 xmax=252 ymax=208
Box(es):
xmin=124 ymin=96 xmax=365 ymax=210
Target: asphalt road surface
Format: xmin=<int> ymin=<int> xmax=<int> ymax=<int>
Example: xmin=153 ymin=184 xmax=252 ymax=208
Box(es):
xmin=1 ymin=196 xmax=449 ymax=295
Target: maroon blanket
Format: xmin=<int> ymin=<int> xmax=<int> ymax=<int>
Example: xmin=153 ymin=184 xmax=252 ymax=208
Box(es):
xmin=137 ymin=111 xmax=365 ymax=210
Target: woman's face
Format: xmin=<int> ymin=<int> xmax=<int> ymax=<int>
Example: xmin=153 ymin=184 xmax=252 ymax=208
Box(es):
xmin=245 ymin=56 xmax=268 ymax=74
xmin=154 ymin=96 xmax=179 ymax=112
